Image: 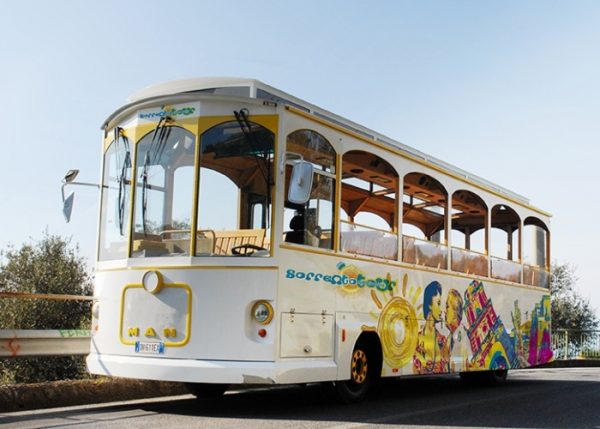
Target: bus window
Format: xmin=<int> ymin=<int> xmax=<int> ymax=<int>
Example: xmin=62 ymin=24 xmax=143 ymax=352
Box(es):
xmin=284 ymin=130 xmax=335 ymax=250
xmin=451 ymin=190 xmax=488 ymax=276
xmin=523 ymin=217 xmax=550 ymax=288
xmin=98 ymin=133 xmax=131 ymax=261
xmin=131 ymin=126 xmax=196 ymax=257
xmin=402 ymin=173 xmax=448 ymax=269
xmin=340 ymin=150 xmax=398 ymax=260
xmin=491 ymin=204 xmax=521 ymax=283
xmin=195 ymin=120 xmax=274 ymax=256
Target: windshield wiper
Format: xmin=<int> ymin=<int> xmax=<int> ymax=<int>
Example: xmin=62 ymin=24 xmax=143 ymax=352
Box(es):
xmin=234 ymin=108 xmax=273 ymax=228
xmin=150 ymin=117 xmax=171 ymax=164
xmin=114 ymin=127 xmax=130 ymax=236
xmin=140 ymin=152 xmax=150 ymax=235
xmin=233 ymin=108 xmax=272 ymax=186
xmin=140 ymin=118 xmax=171 ymax=235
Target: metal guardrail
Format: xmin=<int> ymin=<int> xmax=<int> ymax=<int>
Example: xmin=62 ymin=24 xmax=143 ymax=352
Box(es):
xmin=552 ymin=329 xmax=600 ymax=360
xmin=0 ymin=329 xmax=90 ymax=358
xmin=0 ymin=291 xmax=93 ymax=301
xmin=1 ymin=291 xmax=92 ymax=358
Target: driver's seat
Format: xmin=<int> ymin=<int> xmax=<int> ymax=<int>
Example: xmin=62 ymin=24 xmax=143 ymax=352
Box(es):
xmin=285 ymin=215 xmax=306 ymax=245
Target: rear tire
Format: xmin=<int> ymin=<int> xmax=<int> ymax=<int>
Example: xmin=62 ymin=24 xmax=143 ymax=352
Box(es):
xmin=334 ymin=345 xmax=377 ymax=403
xmin=487 ymin=369 xmax=508 ymax=385
xmin=460 ymin=369 xmax=508 ymax=386
xmin=185 ymin=383 xmax=228 ymax=399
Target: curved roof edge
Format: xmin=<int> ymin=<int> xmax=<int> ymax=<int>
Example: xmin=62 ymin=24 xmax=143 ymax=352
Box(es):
xmin=127 ymin=77 xmax=261 ymax=102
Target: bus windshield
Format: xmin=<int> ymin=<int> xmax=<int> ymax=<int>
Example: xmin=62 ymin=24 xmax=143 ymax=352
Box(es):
xmin=121 ymin=120 xmax=274 ymax=259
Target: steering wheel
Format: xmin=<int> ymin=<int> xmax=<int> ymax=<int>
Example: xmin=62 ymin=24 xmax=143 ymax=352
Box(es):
xmin=231 ymin=244 xmax=267 ymax=256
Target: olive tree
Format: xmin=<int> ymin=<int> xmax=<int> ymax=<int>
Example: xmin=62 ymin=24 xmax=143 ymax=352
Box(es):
xmin=0 ymin=233 xmax=93 ymax=383
xmin=550 ymin=262 xmax=598 ymax=331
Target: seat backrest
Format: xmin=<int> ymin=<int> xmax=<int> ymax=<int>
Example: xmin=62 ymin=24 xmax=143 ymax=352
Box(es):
xmin=214 ymin=229 xmax=266 ymax=255
xmin=285 ymin=230 xmax=305 ymax=244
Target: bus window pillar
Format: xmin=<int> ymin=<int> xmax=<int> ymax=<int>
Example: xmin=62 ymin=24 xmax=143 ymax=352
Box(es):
xmin=507 ymin=225 xmax=513 ymax=261
xmin=396 ymin=175 xmax=403 ymax=263
xmin=518 ymin=219 xmax=524 ymax=284
xmin=546 ymin=230 xmax=551 ymax=274
xmin=445 ymin=197 xmax=451 ymax=270
xmin=485 ymin=210 xmax=491 ymax=278
xmin=333 ymin=153 xmax=342 ymax=252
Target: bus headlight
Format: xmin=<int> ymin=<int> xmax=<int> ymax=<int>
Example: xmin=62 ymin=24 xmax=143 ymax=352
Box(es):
xmin=252 ymin=301 xmax=273 ymax=325
xmin=91 ymin=301 xmax=100 ymax=319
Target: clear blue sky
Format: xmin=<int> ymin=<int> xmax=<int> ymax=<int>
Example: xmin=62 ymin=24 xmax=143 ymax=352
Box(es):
xmin=1 ymin=1 xmax=598 ymax=314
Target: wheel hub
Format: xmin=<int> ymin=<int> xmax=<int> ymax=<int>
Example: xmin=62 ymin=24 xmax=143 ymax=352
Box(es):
xmin=351 ymin=349 xmax=368 ymax=384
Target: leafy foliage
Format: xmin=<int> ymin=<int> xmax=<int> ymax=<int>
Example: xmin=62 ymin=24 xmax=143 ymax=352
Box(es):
xmin=550 ymin=262 xmax=599 ymax=331
xmin=0 ymin=233 xmax=93 ymax=383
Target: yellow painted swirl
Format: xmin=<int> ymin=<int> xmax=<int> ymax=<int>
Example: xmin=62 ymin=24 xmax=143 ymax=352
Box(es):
xmin=377 ymin=296 xmax=418 ymax=368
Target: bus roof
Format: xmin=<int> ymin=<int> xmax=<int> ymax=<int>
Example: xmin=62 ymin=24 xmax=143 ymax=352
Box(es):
xmin=126 ymin=77 xmax=532 ymax=206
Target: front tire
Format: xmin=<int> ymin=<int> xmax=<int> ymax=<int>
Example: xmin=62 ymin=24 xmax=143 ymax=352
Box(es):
xmin=334 ymin=347 xmax=375 ymax=403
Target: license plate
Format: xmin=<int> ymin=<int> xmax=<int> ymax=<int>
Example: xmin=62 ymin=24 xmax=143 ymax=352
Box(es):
xmin=135 ymin=341 xmax=165 ymax=354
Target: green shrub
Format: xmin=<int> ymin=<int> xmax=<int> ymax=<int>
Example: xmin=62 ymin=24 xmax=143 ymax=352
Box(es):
xmin=0 ymin=233 xmax=92 ymax=383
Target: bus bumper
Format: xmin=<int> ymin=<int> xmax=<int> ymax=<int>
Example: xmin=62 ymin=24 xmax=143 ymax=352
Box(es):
xmin=86 ymin=353 xmax=337 ymax=385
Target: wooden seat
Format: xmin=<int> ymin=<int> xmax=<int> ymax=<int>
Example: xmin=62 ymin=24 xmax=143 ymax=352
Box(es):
xmin=214 ymin=229 xmax=266 ymax=255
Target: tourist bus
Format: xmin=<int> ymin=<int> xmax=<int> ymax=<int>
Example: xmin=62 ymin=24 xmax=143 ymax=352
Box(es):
xmin=63 ymin=78 xmax=552 ymax=402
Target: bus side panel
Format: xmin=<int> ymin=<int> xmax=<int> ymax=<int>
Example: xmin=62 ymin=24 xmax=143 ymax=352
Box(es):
xmin=279 ymin=249 xmax=552 ymax=379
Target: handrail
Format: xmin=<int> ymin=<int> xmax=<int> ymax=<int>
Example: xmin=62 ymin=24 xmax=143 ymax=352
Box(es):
xmin=405 ymin=234 xmax=447 ymax=249
xmin=450 ymin=246 xmax=488 ymax=257
xmin=0 ymin=292 xmax=94 ymax=301
xmin=340 ymin=219 xmax=397 ymax=236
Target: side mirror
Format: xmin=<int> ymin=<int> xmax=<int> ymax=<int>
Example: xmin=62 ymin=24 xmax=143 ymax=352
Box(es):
xmin=63 ymin=192 xmax=75 ymax=223
xmin=288 ymin=161 xmax=313 ymax=204
xmin=60 ymin=169 xmax=100 ymax=223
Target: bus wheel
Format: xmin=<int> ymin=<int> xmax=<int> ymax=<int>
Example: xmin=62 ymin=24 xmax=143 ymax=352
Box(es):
xmin=185 ymin=383 xmax=228 ymax=399
xmin=487 ymin=369 xmax=508 ymax=385
xmin=334 ymin=346 xmax=374 ymax=403
xmin=460 ymin=369 xmax=508 ymax=386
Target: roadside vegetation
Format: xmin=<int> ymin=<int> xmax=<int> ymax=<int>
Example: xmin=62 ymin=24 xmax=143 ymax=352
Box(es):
xmin=0 ymin=233 xmax=92 ymax=383
xmin=550 ymin=262 xmax=598 ymax=331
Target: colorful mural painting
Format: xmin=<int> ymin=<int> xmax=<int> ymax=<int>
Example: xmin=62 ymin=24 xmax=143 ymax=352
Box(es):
xmin=463 ymin=280 xmax=519 ymax=370
xmin=511 ymin=295 xmax=553 ymax=366
xmin=411 ymin=282 xmax=464 ymax=374
xmin=372 ymin=274 xmax=419 ymax=369
xmin=367 ymin=274 xmax=553 ymax=374
xmin=287 ymin=261 xmax=553 ymax=375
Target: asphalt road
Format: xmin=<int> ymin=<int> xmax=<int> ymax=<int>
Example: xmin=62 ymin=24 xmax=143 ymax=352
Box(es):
xmin=1 ymin=367 xmax=598 ymax=429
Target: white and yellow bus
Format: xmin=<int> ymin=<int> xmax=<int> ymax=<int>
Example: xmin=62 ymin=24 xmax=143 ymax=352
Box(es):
xmin=65 ymin=78 xmax=552 ymax=402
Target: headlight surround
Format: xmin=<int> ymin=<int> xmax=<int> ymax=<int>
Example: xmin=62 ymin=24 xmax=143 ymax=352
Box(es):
xmin=142 ymin=270 xmax=163 ymax=294
xmin=252 ymin=301 xmax=274 ymax=325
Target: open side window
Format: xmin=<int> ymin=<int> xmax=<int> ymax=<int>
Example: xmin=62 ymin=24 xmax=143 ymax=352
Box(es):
xmin=283 ymin=130 xmax=335 ymax=250
xmin=523 ymin=217 xmax=550 ymax=288
xmin=490 ymin=204 xmax=521 ymax=283
xmin=340 ymin=150 xmax=398 ymax=260
xmin=402 ymin=173 xmax=448 ymax=269
xmin=451 ymin=190 xmax=488 ymax=276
